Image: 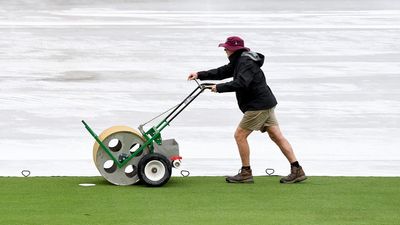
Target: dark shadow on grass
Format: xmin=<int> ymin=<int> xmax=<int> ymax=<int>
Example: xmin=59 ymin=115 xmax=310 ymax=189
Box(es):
xmin=131 ymin=177 xmax=188 ymax=189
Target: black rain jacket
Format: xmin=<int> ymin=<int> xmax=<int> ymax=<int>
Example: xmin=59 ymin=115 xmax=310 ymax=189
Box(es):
xmin=197 ymin=49 xmax=277 ymax=113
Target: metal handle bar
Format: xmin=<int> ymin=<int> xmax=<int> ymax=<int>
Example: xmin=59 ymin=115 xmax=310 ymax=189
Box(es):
xmin=194 ymin=79 xmax=215 ymax=90
xmin=140 ymin=80 xmax=215 ymax=133
xmin=201 ymin=83 xmax=216 ymax=89
xmin=165 ymin=80 xmax=217 ymax=123
xmin=163 ymin=84 xmax=203 ymax=124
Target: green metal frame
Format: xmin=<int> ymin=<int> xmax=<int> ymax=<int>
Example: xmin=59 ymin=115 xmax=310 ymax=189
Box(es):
xmin=82 ymin=82 xmax=212 ymax=168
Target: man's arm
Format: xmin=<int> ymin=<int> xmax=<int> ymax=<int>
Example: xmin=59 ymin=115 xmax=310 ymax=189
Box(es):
xmin=216 ymin=61 xmax=254 ymax=92
xmin=196 ymin=64 xmax=234 ymax=81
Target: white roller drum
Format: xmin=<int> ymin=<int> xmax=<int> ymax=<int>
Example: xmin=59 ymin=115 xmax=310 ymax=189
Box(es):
xmin=93 ymin=126 xmax=149 ymax=185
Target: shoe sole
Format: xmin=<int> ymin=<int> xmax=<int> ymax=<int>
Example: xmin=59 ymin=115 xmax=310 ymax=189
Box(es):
xmin=280 ymin=175 xmax=307 ymax=184
xmin=225 ymin=177 xmax=254 ymax=184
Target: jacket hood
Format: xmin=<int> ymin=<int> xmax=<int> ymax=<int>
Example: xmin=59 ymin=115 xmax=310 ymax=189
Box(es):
xmin=242 ymin=51 xmax=264 ymax=67
xmin=228 ymin=48 xmax=247 ymax=63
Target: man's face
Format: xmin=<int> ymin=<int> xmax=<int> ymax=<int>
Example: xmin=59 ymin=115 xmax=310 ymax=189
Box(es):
xmin=224 ymin=49 xmax=234 ymax=57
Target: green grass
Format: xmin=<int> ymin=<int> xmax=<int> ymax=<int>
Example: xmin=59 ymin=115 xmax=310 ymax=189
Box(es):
xmin=0 ymin=176 xmax=399 ymax=225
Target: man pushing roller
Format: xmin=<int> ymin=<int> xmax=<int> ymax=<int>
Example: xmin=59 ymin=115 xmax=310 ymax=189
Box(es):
xmin=188 ymin=36 xmax=307 ymax=184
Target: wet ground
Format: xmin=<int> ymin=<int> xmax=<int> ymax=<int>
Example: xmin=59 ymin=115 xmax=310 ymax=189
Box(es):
xmin=1 ymin=0 xmax=399 ymax=176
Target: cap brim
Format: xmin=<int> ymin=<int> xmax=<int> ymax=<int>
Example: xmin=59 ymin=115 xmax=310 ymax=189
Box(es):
xmin=218 ymin=43 xmax=249 ymax=52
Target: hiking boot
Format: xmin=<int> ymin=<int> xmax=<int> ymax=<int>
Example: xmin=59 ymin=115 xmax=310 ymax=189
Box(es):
xmin=280 ymin=166 xmax=307 ymax=184
xmin=226 ymin=168 xmax=254 ymax=183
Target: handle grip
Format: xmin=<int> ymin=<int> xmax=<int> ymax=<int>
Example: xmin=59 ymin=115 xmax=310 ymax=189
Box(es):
xmin=200 ymin=83 xmax=216 ymax=89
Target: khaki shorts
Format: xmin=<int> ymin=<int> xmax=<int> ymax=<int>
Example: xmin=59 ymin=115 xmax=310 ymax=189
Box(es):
xmin=239 ymin=107 xmax=279 ymax=133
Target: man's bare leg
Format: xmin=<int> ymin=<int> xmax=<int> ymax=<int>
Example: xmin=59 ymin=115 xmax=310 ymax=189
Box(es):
xmin=226 ymin=127 xmax=254 ymax=183
xmin=265 ymin=125 xmax=297 ymax=163
xmin=265 ymin=125 xmax=307 ymax=183
xmin=234 ymin=126 xmax=253 ymax=166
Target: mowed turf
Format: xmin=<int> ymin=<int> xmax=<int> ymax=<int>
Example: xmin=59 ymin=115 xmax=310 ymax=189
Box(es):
xmin=0 ymin=176 xmax=399 ymax=225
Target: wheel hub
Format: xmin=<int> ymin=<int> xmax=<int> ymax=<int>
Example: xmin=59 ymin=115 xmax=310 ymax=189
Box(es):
xmin=144 ymin=160 xmax=166 ymax=182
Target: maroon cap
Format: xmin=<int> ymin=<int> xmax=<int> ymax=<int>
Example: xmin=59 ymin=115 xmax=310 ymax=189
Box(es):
xmin=218 ymin=36 xmax=250 ymax=52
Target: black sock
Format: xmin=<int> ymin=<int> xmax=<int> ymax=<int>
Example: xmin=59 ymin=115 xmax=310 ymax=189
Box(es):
xmin=242 ymin=166 xmax=251 ymax=170
xmin=291 ymin=161 xmax=300 ymax=168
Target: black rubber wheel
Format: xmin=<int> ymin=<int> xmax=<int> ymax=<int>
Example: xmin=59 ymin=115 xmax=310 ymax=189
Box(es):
xmin=138 ymin=153 xmax=172 ymax=187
